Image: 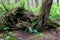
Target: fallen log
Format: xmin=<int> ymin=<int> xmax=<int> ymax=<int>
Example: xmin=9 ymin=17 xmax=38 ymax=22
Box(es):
xmin=47 ymin=19 xmax=60 ymax=27
xmin=45 ymin=18 xmax=60 ymax=30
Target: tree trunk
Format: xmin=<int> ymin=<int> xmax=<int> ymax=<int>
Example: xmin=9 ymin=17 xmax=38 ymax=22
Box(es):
xmin=33 ymin=0 xmax=53 ymax=31
xmin=57 ymin=0 xmax=59 ymax=6
xmin=57 ymin=0 xmax=59 ymax=3
xmin=35 ymin=0 xmax=38 ymax=7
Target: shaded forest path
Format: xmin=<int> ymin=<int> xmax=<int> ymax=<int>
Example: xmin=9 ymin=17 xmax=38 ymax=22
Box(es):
xmin=13 ymin=30 xmax=60 ymax=40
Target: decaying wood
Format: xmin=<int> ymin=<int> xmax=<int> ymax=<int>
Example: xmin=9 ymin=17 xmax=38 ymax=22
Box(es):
xmin=46 ymin=19 xmax=60 ymax=29
xmin=0 ymin=7 xmax=37 ymax=32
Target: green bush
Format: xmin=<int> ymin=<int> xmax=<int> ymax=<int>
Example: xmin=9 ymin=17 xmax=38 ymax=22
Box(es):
xmin=50 ymin=3 xmax=60 ymax=20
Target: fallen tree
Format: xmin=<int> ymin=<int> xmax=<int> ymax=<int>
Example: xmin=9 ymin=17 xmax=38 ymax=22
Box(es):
xmin=46 ymin=19 xmax=60 ymax=30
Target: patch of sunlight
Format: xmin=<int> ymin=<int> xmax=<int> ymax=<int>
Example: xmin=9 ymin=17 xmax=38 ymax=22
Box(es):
xmin=31 ymin=33 xmax=44 ymax=40
xmin=57 ymin=27 xmax=60 ymax=31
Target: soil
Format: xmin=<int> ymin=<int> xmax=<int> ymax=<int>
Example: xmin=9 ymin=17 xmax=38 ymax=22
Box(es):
xmin=13 ymin=30 xmax=60 ymax=40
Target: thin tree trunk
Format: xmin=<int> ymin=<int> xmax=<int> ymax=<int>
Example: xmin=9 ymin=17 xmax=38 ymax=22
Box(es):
xmin=35 ymin=0 xmax=38 ymax=7
xmin=57 ymin=0 xmax=59 ymax=5
xmin=57 ymin=0 xmax=59 ymax=3
xmin=32 ymin=0 xmax=36 ymax=7
xmin=28 ymin=0 xmax=32 ymax=8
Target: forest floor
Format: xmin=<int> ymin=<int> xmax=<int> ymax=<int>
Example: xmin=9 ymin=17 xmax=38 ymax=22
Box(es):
xmin=0 ymin=30 xmax=60 ymax=40
xmin=13 ymin=30 xmax=60 ymax=40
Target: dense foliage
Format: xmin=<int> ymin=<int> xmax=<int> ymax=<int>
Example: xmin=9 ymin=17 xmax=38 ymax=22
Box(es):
xmin=50 ymin=3 xmax=60 ymax=20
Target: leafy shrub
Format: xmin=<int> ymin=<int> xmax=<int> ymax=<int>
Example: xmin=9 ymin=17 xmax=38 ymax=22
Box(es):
xmin=50 ymin=3 xmax=60 ymax=20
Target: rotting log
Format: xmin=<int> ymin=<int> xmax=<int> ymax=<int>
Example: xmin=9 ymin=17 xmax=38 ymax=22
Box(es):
xmin=47 ymin=19 xmax=60 ymax=27
xmin=45 ymin=19 xmax=60 ymax=30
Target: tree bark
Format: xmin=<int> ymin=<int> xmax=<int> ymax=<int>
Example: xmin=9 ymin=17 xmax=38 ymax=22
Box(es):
xmin=57 ymin=0 xmax=59 ymax=6
xmin=57 ymin=0 xmax=59 ymax=3
xmin=33 ymin=0 xmax=53 ymax=31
